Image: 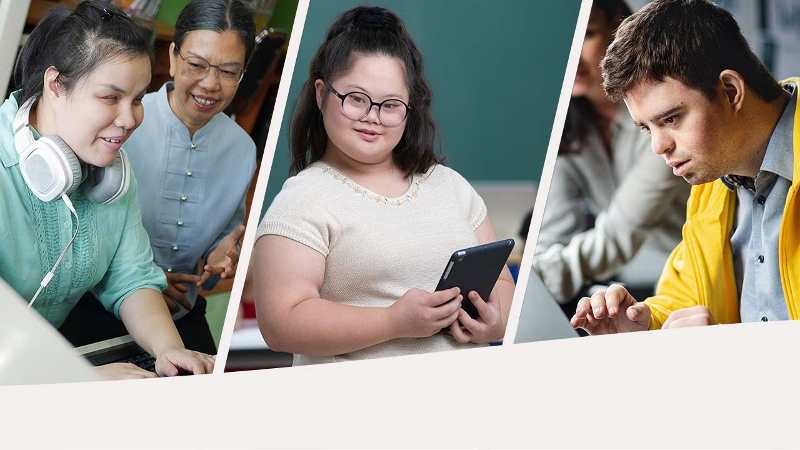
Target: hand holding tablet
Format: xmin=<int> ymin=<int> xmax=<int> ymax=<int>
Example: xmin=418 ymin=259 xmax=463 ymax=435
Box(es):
xmin=435 ymin=239 xmax=515 ymax=321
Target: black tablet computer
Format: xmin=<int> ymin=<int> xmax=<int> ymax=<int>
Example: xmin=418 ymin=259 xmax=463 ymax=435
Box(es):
xmin=435 ymin=238 xmax=515 ymax=320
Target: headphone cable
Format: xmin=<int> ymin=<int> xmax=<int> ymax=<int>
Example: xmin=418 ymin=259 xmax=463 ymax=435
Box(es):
xmin=28 ymin=194 xmax=80 ymax=309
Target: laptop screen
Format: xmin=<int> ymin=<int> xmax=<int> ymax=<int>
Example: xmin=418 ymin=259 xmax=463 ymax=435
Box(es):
xmin=514 ymin=269 xmax=580 ymax=343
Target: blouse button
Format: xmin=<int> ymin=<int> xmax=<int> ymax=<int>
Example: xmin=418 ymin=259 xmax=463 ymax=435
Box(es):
xmin=186 ymin=171 xmax=193 ymax=177
xmin=190 ymin=143 xmax=197 ymax=149
xmin=65 ymin=262 xmax=72 ymax=270
xmin=172 ymin=245 xmax=179 ymax=252
xmin=181 ymin=195 xmax=188 ymax=202
xmin=177 ymin=221 xmax=184 ymax=227
xmin=757 ymin=195 xmax=766 ymax=205
xmin=167 ymin=268 xmax=173 ymax=273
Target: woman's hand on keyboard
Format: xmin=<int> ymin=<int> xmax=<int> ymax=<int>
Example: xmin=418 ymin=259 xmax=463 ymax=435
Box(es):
xmin=155 ymin=349 xmax=216 ymax=376
xmin=96 ymin=363 xmax=158 ymax=380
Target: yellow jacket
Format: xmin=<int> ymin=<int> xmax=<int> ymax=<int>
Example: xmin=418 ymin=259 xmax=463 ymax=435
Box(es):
xmin=645 ymin=78 xmax=800 ymax=328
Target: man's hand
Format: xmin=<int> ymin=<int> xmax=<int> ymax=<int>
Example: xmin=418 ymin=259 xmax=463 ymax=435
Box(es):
xmin=661 ymin=306 xmax=717 ymax=329
xmin=199 ymin=225 xmax=245 ymax=286
xmin=570 ymin=284 xmax=650 ymax=335
xmin=163 ymin=271 xmax=201 ymax=313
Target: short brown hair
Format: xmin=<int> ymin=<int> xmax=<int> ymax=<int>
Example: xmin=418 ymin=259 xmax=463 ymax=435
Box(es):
xmin=601 ymin=0 xmax=782 ymax=103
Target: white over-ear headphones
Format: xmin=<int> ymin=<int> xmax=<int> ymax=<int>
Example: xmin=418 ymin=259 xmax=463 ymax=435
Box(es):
xmin=12 ymin=98 xmax=130 ymax=204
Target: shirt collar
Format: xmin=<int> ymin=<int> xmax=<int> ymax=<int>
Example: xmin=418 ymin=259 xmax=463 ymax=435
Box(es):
xmin=760 ymin=83 xmax=795 ymax=182
xmin=722 ymin=83 xmax=796 ymax=191
xmin=1 ymin=91 xmax=24 ymax=168
xmin=156 ymin=82 xmax=189 ymax=137
xmin=155 ymin=81 xmax=220 ymax=140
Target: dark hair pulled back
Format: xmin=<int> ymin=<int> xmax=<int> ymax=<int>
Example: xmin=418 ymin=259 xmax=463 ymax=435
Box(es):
xmin=173 ymin=0 xmax=256 ymax=65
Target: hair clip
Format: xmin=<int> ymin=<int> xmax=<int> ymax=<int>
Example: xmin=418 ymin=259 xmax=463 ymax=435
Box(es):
xmin=101 ymin=7 xmax=112 ymax=21
xmin=353 ymin=9 xmax=392 ymax=30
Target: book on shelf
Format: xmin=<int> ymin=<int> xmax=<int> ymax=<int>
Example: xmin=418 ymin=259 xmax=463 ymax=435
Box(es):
xmin=100 ymin=0 xmax=162 ymax=21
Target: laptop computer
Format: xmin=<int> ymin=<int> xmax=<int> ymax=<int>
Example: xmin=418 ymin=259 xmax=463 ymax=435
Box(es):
xmin=0 ymin=278 xmax=99 ymax=385
xmin=76 ymin=335 xmax=156 ymax=373
xmin=514 ymin=269 xmax=581 ymax=343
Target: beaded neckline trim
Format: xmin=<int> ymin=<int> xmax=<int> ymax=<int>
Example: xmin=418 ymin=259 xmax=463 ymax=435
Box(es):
xmin=320 ymin=165 xmax=425 ymax=206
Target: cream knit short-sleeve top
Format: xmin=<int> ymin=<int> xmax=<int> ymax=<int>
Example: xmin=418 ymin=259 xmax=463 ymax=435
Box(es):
xmin=256 ymin=162 xmax=488 ymax=364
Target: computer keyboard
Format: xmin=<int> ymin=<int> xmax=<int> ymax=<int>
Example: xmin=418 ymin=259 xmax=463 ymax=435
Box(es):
xmin=79 ymin=337 xmax=198 ymax=376
xmin=81 ymin=337 xmax=158 ymax=374
xmin=120 ymin=350 xmax=157 ymax=373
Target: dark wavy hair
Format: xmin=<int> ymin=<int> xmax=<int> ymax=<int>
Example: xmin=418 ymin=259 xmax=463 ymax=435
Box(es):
xmin=560 ymin=0 xmax=632 ymax=155
xmin=173 ymin=0 xmax=256 ymax=64
xmin=602 ymin=0 xmax=782 ymax=103
xmin=289 ymin=6 xmax=442 ymax=176
xmin=14 ymin=0 xmax=154 ymax=108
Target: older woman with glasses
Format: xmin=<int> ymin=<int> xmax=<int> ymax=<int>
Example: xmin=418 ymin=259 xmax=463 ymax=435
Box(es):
xmin=59 ymin=0 xmax=257 ymax=353
xmin=250 ymin=5 xmax=516 ymax=365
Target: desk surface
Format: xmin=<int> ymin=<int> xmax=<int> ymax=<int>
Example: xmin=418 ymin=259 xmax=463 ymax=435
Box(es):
xmin=229 ymin=326 xmax=269 ymax=351
xmin=27 ymin=0 xmax=176 ymax=42
xmin=227 ymin=327 xmax=292 ymax=370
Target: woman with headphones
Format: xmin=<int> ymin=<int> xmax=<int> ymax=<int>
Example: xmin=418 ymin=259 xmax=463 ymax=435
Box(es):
xmin=0 ymin=1 xmax=214 ymax=379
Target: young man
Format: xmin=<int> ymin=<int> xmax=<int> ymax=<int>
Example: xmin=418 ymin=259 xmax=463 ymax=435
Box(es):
xmin=570 ymin=0 xmax=800 ymax=334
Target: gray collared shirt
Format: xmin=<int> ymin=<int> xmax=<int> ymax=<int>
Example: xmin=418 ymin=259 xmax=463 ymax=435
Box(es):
xmin=723 ymin=84 xmax=796 ymax=322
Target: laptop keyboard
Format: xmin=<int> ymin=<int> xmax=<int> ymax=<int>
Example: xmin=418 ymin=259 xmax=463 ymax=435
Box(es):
xmin=119 ymin=350 xmax=157 ymax=373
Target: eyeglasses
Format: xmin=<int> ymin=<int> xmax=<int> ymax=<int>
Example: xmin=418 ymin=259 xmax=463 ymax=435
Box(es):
xmin=175 ymin=47 xmax=245 ymax=86
xmin=324 ymin=81 xmax=410 ymax=127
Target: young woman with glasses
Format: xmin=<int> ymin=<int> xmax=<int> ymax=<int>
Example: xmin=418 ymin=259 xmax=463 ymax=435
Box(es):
xmin=251 ymin=6 xmax=516 ymax=365
xmin=59 ymin=0 xmax=257 ymax=354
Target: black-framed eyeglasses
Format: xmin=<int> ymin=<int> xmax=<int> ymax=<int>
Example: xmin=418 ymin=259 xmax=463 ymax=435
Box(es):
xmin=324 ymin=81 xmax=410 ymax=127
xmin=175 ymin=47 xmax=245 ymax=87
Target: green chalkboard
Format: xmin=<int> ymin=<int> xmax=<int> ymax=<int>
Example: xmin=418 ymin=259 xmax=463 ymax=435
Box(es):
xmin=262 ymin=0 xmax=581 ymax=214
